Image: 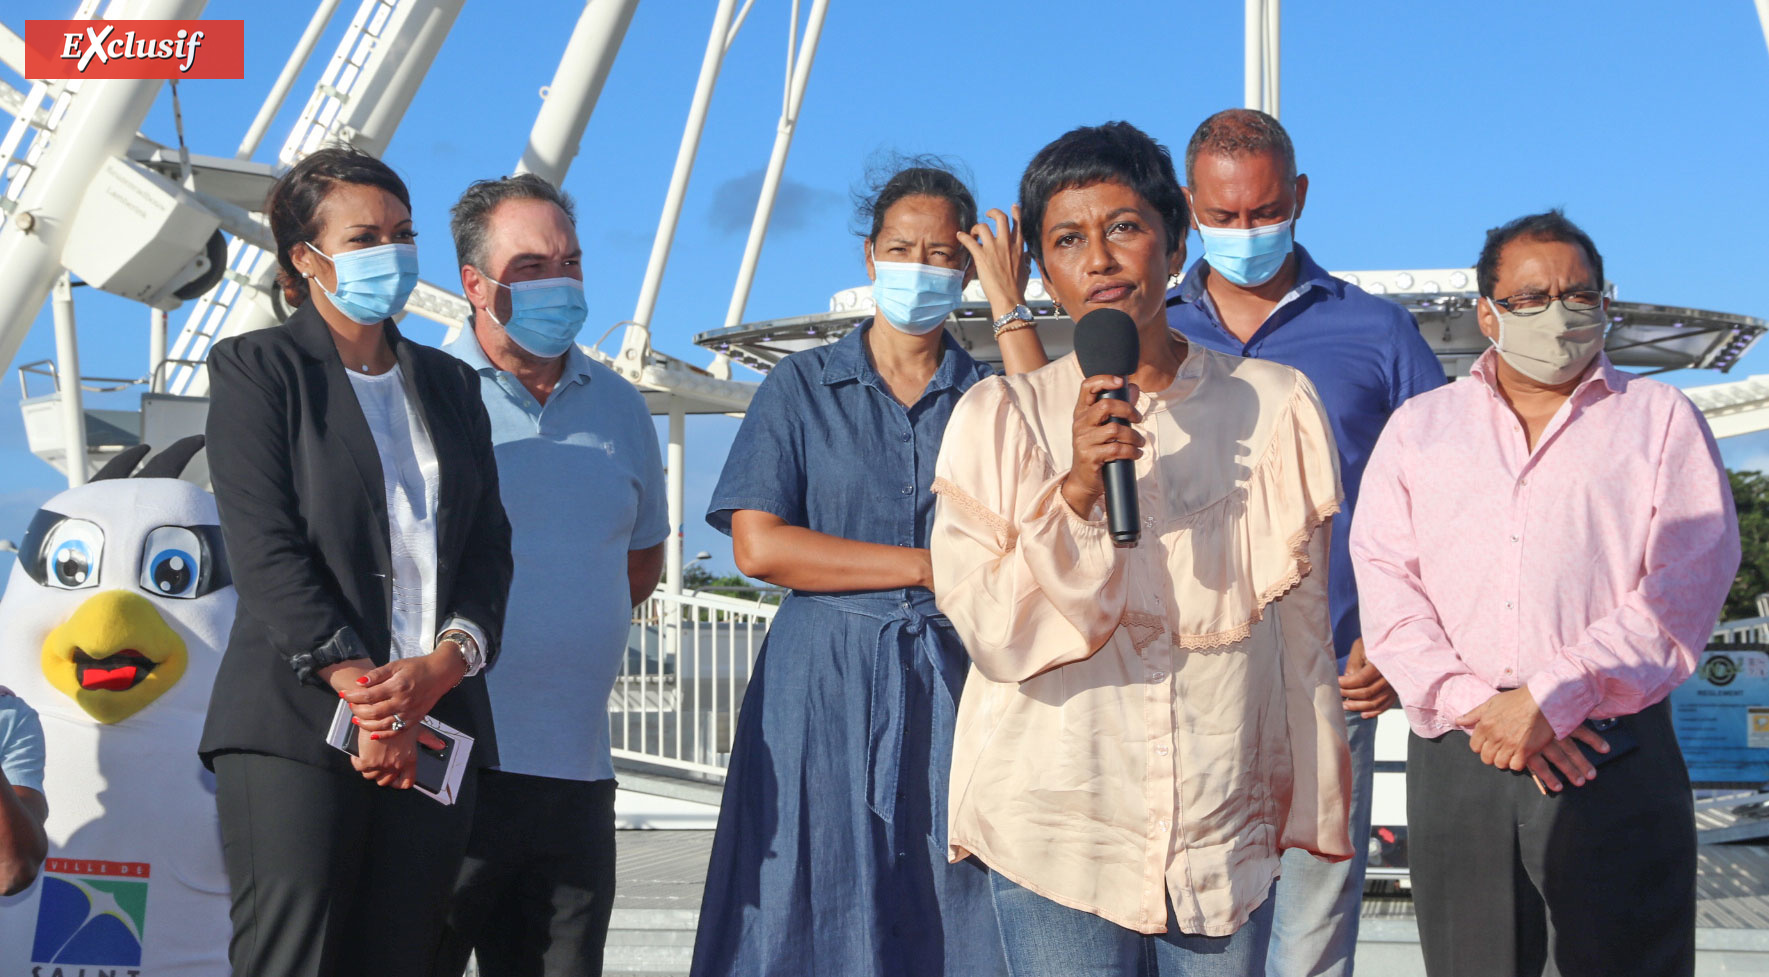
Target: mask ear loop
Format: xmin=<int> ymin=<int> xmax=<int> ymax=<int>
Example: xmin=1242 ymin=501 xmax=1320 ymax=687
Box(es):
xmin=475 ymin=268 xmax=510 ymax=328
xmin=303 ymin=242 xmax=346 ymax=310
xmin=1485 ymin=297 xmax=1506 ymax=353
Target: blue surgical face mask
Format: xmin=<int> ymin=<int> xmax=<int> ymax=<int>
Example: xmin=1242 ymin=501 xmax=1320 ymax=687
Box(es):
xmin=305 ymin=241 xmax=419 ymax=325
xmin=871 ymin=260 xmax=964 ymax=335
xmin=1195 ymin=209 xmax=1295 ymax=287
xmin=484 ymin=275 xmax=588 ymax=358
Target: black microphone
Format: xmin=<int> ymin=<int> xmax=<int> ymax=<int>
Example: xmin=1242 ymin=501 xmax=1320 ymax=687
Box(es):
xmin=1073 ymin=308 xmax=1141 ymax=546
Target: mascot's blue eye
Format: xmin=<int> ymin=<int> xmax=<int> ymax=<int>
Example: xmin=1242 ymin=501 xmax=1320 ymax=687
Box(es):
xmin=52 ymin=541 xmax=91 ymax=586
xmin=40 ymin=519 xmax=103 ymax=590
xmin=139 ymin=527 xmax=205 ymax=599
xmin=149 ymin=549 xmax=196 ymax=596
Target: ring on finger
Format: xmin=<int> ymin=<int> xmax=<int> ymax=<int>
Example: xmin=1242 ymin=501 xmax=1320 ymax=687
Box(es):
xmin=390 ymin=714 xmax=407 ymax=733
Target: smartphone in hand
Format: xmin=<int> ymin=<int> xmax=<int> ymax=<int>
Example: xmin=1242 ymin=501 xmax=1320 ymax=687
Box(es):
xmin=324 ymin=701 xmax=472 ymax=804
xmin=1574 ymin=717 xmax=1639 ymax=768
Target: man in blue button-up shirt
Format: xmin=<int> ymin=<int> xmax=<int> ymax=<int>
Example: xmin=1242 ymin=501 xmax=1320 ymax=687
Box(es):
xmin=1166 ymin=109 xmax=1445 ymax=977
xmin=436 ymin=175 xmax=668 ymax=977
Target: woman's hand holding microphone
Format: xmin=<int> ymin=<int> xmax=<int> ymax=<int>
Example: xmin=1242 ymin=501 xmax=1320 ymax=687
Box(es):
xmin=1062 ymin=376 xmax=1144 ymax=519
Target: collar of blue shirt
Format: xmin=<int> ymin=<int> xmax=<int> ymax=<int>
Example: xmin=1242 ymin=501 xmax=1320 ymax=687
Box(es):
xmin=817 ymin=322 xmax=989 ymax=394
xmin=445 ymin=322 xmax=596 ymax=391
xmin=1171 ymin=241 xmax=1338 ymax=310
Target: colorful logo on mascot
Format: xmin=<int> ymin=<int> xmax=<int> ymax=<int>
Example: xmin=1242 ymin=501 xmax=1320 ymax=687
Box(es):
xmin=29 ymin=859 xmax=150 ymax=969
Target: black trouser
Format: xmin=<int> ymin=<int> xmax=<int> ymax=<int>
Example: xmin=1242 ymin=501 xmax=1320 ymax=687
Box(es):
xmin=213 ymin=751 xmax=479 ymax=977
xmin=435 ymin=771 xmax=618 ymax=977
xmin=1406 ymin=700 xmax=1694 ymax=977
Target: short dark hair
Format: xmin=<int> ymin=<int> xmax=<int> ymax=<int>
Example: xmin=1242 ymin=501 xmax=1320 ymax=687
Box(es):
xmin=1476 ymin=209 xmax=1605 ymax=298
xmin=265 ymin=147 xmax=411 ymax=308
xmin=1184 ymin=107 xmax=1297 ymax=185
xmin=450 ymin=172 xmax=577 ymax=273
xmin=1019 ymin=121 xmax=1188 ymax=263
xmin=852 ymin=154 xmax=978 ymax=244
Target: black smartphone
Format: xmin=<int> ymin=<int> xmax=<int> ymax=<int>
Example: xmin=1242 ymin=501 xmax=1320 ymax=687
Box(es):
xmin=415 ymin=735 xmax=452 ymax=794
xmin=1574 ymin=718 xmax=1639 ymax=768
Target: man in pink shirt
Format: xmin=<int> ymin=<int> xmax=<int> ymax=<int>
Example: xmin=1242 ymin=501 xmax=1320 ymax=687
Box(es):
xmin=1351 ymin=210 xmax=1739 ymax=977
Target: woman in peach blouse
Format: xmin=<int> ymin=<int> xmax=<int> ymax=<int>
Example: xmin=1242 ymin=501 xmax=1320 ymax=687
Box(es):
xmin=930 ymin=122 xmax=1354 ymax=976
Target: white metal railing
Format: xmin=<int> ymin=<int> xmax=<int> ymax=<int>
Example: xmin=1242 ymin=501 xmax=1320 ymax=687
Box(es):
xmin=610 ymin=587 xmax=779 ymax=779
xmin=606 ymin=606 xmax=1769 ymax=782
xmin=1713 ymin=616 xmax=1769 ymax=646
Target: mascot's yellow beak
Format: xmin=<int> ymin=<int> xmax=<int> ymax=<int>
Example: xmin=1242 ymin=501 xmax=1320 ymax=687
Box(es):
xmin=40 ymin=590 xmax=188 ymax=724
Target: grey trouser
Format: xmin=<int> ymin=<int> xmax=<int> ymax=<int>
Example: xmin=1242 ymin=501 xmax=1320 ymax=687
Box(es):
xmin=1406 ymin=700 xmax=1694 ymax=977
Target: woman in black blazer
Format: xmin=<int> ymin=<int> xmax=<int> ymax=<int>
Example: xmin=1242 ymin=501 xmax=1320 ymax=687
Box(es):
xmin=200 ymin=148 xmax=512 ymax=977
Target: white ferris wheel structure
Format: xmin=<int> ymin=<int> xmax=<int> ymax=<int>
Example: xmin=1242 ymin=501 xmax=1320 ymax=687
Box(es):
xmin=0 ymin=0 xmax=1767 ymax=605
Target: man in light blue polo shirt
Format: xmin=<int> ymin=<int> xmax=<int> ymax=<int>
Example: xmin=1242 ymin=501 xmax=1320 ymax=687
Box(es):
xmin=436 ymin=174 xmax=667 ymax=977
xmin=0 ymin=686 xmax=48 ymax=895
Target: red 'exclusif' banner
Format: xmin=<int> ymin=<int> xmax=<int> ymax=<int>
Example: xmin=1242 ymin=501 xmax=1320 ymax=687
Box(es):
xmin=23 ymin=20 xmax=243 ymax=80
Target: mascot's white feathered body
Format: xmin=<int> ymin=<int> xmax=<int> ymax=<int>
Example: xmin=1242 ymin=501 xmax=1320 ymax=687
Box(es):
xmin=0 ymin=439 xmax=233 ymax=977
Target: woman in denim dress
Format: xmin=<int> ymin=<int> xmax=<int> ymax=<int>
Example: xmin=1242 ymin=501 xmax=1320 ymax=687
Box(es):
xmin=689 ymin=161 xmax=1043 ymax=976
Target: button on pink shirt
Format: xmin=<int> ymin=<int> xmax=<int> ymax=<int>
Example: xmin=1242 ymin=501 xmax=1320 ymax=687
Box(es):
xmin=931 ymin=347 xmax=1353 ymax=937
xmin=1352 ymin=350 xmax=1740 ymax=741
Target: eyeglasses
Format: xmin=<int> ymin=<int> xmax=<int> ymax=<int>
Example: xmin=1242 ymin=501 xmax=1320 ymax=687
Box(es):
xmin=1492 ymin=289 xmax=1603 ymax=316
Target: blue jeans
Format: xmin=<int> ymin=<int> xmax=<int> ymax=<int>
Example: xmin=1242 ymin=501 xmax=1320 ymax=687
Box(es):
xmin=989 ymin=872 xmax=1275 ymax=977
xmin=1265 ymin=711 xmax=1377 ymax=977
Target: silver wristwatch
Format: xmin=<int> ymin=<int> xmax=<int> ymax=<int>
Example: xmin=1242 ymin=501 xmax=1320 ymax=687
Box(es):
xmin=991 ymin=304 xmax=1035 ymax=338
xmin=438 ymin=628 xmax=483 ymax=677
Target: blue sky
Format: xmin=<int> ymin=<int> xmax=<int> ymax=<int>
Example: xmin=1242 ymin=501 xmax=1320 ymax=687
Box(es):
xmin=2 ymin=0 xmax=1768 ymax=584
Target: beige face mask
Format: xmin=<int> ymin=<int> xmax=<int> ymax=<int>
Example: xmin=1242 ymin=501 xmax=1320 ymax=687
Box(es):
xmin=1486 ymin=298 xmax=1607 ymax=386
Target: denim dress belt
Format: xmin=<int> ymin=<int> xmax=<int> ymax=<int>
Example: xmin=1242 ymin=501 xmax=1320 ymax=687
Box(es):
xmin=801 ymin=591 xmax=967 ymax=838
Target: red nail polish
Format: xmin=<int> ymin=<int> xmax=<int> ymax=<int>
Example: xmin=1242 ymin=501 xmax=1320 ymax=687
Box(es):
xmin=351 ymin=717 xmax=360 ymax=726
xmin=369 ymin=733 xmax=381 ymax=740
xmin=357 ymin=676 xmax=369 ymax=685
xmin=338 ymin=691 xmax=347 ymax=698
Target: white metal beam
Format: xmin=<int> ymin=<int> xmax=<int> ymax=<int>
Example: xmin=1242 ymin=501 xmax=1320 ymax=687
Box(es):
xmin=149 ymin=308 xmax=167 ymax=393
xmin=236 ymin=0 xmax=343 ymax=159
xmin=1685 ymin=374 xmax=1769 ymax=440
xmin=175 ymin=0 xmax=466 ymax=396
xmin=624 ymin=0 xmax=741 ymax=364
xmin=0 ymin=21 xmax=25 ymax=77
xmin=0 ymin=0 xmax=209 ymax=378
xmin=51 ymin=274 xmax=86 ymax=487
xmin=667 ymin=400 xmax=685 ymax=594
xmin=515 ymin=0 xmax=640 ymax=187
xmin=1244 ymin=0 xmax=1262 ymax=112
xmin=1265 ymin=0 xmax=1280 ymax=118
xmin=0 ymin=78 xmax=45 ymax=130
xmin=1243 ymin=0 xmax=1279 ymax=116
xmin=721 ymin=0 xmax=829 ymax=329
xmin=310 ymin=0 xmax=465 ymax=159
